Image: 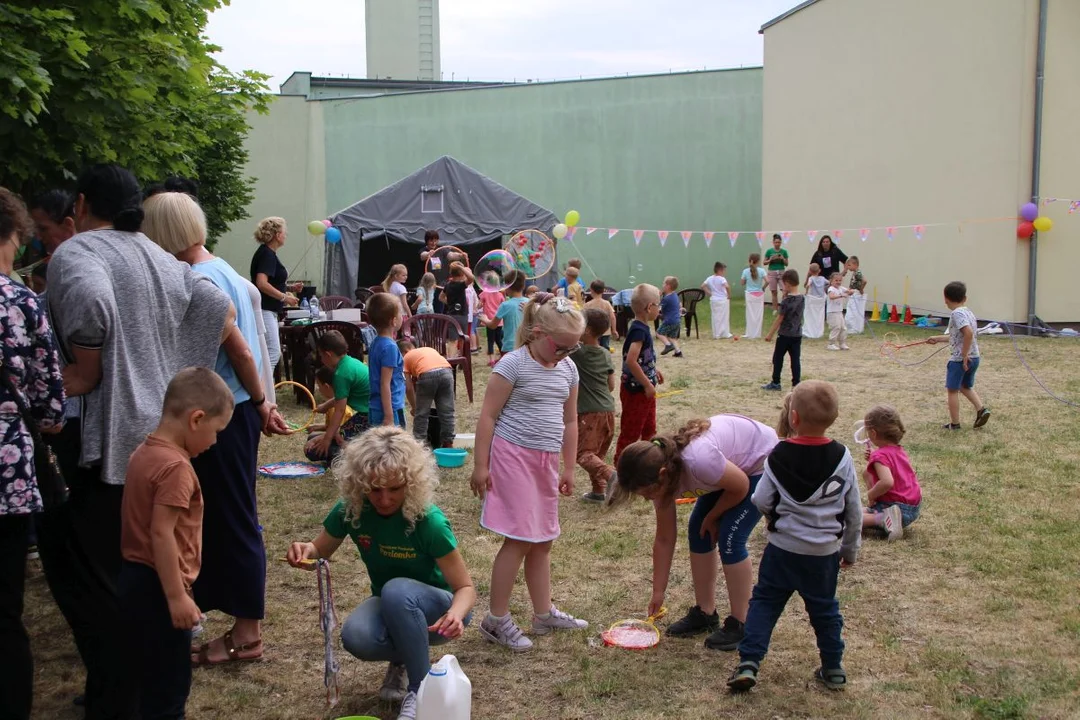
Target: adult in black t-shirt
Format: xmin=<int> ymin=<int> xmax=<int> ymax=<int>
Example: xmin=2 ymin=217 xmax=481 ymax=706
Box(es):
xmin=250 ymin=216 xmax=297 ymax=368
xmin=809 ymin=235 xmax=848 ymax=280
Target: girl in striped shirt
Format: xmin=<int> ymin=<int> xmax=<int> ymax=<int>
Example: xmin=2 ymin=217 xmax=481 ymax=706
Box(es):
xmin=471 ymin=293 xmax=589 ymax=651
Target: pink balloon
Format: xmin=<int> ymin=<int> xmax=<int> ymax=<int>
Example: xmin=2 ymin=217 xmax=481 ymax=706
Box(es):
xmin=322 ymin=219 xmax=332 ymax=228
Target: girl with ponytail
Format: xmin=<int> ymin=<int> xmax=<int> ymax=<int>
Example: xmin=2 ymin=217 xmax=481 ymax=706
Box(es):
xmin=609 ymin=414 xmax=779 ymax=652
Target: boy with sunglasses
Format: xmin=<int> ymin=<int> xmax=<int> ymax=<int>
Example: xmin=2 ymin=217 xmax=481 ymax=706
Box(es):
xmin=614 ymin=283 xmax=663 ymax=465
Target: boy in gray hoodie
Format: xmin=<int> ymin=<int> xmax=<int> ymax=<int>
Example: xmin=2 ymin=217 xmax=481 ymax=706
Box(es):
xmin=728 ymin=380 xmax=861 ymax=693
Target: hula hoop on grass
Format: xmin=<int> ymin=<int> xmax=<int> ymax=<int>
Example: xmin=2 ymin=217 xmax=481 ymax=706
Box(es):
xmin=257 ymin=461 xmax=327 ymax=480
xmin=274 ymin=381 xmax=317 ymax=431
xmin=601 ymin=607 xmax=668 ymax=650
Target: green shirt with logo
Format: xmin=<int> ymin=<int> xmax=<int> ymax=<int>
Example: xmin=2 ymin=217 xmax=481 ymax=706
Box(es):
xmin=323 ymin=499 xmax=457 ymax=596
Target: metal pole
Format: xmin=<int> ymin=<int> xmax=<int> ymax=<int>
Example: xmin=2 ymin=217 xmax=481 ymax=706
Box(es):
xmin=1028 ymin=0 xmax=1048 ymax=333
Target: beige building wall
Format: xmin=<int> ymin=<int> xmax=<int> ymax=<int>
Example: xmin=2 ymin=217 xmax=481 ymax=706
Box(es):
xmin=1034 ymin=0 xmax=1080 ymax=323
xmin=213 ymin=97 xmax=327 ymax=285
xmin=366 ymin=0 xmax=440 ymax=81
xmin=761 ymin=0 xmax=1039 ymax=322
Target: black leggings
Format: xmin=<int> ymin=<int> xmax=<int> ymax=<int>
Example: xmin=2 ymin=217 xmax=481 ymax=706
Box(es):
xmin=771 ymin=335 xmax=802 ymax=386
xmin=486 ymin=326 xmax=504 ymax=354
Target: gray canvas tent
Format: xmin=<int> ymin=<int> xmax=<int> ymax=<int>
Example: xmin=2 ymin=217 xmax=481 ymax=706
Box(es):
xmin=323 ymin=156 xmax=560 ymax=297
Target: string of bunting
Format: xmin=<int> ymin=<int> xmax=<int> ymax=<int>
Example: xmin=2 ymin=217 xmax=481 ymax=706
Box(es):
xmin=578 ymin=221 xmax=976 ymax=249
xmin=1039 ymin=197 xmax=1080 ymax=213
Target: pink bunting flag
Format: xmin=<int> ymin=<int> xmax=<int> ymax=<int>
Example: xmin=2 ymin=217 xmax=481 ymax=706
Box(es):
xmin=727 ymin=231 xmax=739 ymax=247
xmin=632 ymin=229 xmax=644 ymax=246
xmin=807 ymin=230 xmax=818 ymax=244
xmin=834 ymin=230 xmax=844 ymax=240
xmin=567 ymin=227 xmax=577 ymax=241
xmin=914 ymin=225 xmax=925 ymax=240
xmin=680 ymin=230 xmax=693 ymax=248
xmin=781 ymin=231 xmax=792 ymax=245
xmin=585 ymin=227 xmax=597 ymax=235
xmin=886 ymin=226 xmax=896 ymax=241
xmin=754 ymin=231 xmax=765 ymax=246
xmin=1069 ymin=201 xmax=1080 ymax=215
xmin=703 ymin=231 xmax=714 ymax=248
xmin=859 ymin=228 xmax=870 ymax=242
xmin=657 ymin=230 xmax=669 ymax=247
xmin=608 ymin=228 xmax=619 ymax=240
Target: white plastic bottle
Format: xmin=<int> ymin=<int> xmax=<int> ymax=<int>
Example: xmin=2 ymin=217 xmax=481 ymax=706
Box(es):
xmin=309 ymin=294 xmax=319 ymax=319
xmin=416 ymin=654 xmax=471 ymax=720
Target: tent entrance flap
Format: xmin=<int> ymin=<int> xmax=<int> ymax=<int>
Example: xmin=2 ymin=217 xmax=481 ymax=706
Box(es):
xmin=356 ymin=232 xmax=503 ymax=290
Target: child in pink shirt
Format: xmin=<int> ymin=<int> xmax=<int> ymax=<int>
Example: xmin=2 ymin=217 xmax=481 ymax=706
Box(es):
xmin=861 ymin=405 xmax=922 ymax=541
xmin=478 ymin=287 xmax=506 ymax=367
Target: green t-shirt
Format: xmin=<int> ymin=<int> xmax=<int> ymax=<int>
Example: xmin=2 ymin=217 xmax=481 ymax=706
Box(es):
xmin=333 ymin=355 xmax=370 ymax=414
xmin=569 ymin=345 xmax=615 ymax=414
xmin=323 ymin=499 xmax=457 ymax=596
xmin=764 ymin=248 xmax=789 ymax=272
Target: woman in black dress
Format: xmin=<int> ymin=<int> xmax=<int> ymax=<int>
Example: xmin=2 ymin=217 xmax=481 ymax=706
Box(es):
xmin=809 ymin=235 xmax=848 ymax=280
xmin=250 ymin=217 xmax=298 ymax=370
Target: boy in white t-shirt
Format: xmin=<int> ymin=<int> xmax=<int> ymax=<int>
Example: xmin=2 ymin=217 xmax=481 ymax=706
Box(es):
xmin=825 ymin=273 xmax=852 ymax=351
xmin=701 ymin=262 xmax=732 ymax=339
xmin=926 ymin=281 xmax=990 ymax=430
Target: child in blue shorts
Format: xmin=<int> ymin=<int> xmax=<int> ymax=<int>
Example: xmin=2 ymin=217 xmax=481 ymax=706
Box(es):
xmin=927 ymin=281 xmax=990 ymax=430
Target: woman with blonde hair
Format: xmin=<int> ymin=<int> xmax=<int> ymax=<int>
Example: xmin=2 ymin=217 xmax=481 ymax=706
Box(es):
xmin=287 ymin=427 xmax=476 ymax=720
xmin=250 ymin=216 xmax=297 ymax=369
xmin=143 ymin=191 xmax=289 ymax=667
xmin=382 ymin=263 xmax=412 ymax=319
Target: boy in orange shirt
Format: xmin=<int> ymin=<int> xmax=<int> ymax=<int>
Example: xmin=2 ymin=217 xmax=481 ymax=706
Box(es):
xmin=398 ymin=339 xmax=457 ymax=448
xmin=119 ymin=368 xmax=234 ymax=719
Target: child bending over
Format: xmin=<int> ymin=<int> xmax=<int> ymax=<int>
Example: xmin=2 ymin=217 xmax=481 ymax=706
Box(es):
xmin=120 ymin=368 xmax=234 ymax=719
xmin=728 ymin=380 xmax=861 ymax=694
xmin=861 ymin=405 xmax=922 ymax=541
xmin=398 ymin=339 xmax=456 ymax=448
xmin=309 ymin=330 xmax=370 ymax=461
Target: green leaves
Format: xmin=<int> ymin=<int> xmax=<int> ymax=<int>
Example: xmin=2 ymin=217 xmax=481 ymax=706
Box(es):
xmin=0 ymin=0 xmax=268 ymax=244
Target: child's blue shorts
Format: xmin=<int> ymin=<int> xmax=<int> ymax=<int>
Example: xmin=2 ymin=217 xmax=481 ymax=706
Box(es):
xmin=686 ymin=474 xmax=762 ymax=564
xmin=945 ymin=356 xmax=980 ymax=390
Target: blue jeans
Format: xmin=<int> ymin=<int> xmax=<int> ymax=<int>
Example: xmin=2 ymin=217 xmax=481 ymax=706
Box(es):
xmin=686 ymin=474 xmax=762 ymax=563
xmin=739 ymin=544 xmax=845 ymax=669
xmin=368 ymin=407 xmax=407 ymax=428
xmin=339 ymin=578 xmax=470 ymax=693
xmin=945 ymin=356 xmax=980 ymax=390
xmin=871 ymin=500 xmax=921 ymax=527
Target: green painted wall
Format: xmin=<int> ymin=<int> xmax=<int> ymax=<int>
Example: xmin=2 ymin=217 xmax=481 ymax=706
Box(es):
xmin=215 ymin=69 xmax=763 ymax=292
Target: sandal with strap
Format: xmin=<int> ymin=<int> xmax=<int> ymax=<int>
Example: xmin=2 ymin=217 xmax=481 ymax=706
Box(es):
xmin=727 ymin=660 xmax=759 ymax=693
xmin=191 ymin=629 xmax=263 ymax=667
xmin=815 ymin=666 xmax=846 ymax=691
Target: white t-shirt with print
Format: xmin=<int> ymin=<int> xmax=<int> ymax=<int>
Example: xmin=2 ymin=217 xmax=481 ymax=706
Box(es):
xmin=947 ymin=306 xmax=980 ymax=361
xmin=826 ymin=285 xmax=847 ymax=314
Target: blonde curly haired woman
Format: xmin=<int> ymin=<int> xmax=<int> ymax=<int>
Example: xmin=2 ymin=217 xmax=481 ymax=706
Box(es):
xmin=287 ymin=426 xmax=475 ymax=720
xmin=250 ymin=216 xmax=297 ymax=369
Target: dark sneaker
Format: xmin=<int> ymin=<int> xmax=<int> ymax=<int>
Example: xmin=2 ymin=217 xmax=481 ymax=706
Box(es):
xmin=973 ymin=407 xmax=991 ymax=428
xmin=661 ymin=344 xmax=675 ymax=355
xmin=665 ymin=605 xmax=719 ymax=637
xmin=815 ymin=666 xmax=847 ymax=691
xmin=761 ymin=382 xmax=782 ymax=391
xmin=581 ymin=492 xmax=605 ymax=503
xmin=727 ymin=660 xmax=759 ymax=693
xmin=673 ymin=351 xmax=684 ymax=358
xmin=941 ymin=423 xmax=961 ymax=430
xmin=704 ymin=615 xmax=745 ymax=651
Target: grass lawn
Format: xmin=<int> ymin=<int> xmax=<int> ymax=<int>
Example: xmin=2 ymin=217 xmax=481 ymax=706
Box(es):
xmin=25 ymin=307 xmax=1080 ymax=719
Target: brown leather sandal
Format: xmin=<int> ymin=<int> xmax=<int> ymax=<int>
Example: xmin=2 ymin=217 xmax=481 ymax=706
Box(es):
xmin=191 ymin=629 xmax=263 ymax=666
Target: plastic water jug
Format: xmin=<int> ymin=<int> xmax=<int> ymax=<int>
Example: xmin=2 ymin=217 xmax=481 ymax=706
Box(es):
xmin=416 ymin=654 xmax=471 ymax=720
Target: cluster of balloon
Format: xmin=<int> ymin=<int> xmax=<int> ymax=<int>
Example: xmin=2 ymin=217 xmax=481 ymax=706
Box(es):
xmin=1017 ymin=202 xmax=1053 ymax=239
xmin=551 ymin=209 xmax=581 ymax=240
xmin=308 ymin=219 xmax=341 ymax=244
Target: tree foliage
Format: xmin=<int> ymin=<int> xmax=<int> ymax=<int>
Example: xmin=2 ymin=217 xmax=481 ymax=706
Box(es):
xmin=0 ymin=0 xmax=269 ymax=248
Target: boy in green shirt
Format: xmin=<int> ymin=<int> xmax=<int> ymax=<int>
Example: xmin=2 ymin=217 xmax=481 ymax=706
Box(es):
xmin=570 ymin=308 xmax=617 ymax=502
xmin=308 ymin=330 xmax=370 ymax=461
xmin=764 ymin=233 xmax=790 ymax=313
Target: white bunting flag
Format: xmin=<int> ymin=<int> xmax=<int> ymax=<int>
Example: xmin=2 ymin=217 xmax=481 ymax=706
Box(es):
xmin=585 ymin=227 xmax=597 ymax=235
xmin=680 ymin=230 xmax=693 ymax=247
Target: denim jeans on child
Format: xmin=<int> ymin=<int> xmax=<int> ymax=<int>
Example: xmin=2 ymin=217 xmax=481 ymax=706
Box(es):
xmin=870 ymin=500 xmax=921 ymax=527
xmin=339 ymin=577 xmax=471 ymax=693
xmin=686 ymin=475 xmax=762 ymax=563
xmin=739 ymin=544 xmax=845 ymax=670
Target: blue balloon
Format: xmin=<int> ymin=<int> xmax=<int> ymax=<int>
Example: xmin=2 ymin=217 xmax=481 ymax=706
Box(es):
xmin=325 ymin=227 xmax=342 ymax=244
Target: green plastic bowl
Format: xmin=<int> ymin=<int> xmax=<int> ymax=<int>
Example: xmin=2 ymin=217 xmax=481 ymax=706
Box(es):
xmin=434 ymin=447 xmax=468 ymax=468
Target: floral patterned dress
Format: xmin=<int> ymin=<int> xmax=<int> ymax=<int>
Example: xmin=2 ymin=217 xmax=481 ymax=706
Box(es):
xmin=0 ymin=274 xmax=65 ymax=515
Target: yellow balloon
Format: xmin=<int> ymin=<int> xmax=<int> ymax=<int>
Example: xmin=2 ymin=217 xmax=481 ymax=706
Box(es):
xmin=552 ymin=223 xmax=568 ymax=239
xmin=1033 ymin=216 xmax=1053 ymax=232
xmin=564 ymin=210 xmax=580 ymax=228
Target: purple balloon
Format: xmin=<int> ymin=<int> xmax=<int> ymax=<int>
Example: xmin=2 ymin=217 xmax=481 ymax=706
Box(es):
xmin=1021 ymin=203 xmax=1038 ymax=222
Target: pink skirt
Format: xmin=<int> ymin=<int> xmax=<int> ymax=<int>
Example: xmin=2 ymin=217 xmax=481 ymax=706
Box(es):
xmin=481 ymin=434 xmax=561 ymax=542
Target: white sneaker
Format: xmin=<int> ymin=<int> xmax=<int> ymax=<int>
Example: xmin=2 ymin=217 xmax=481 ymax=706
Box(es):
xmin=396 ymin=691 xmax=418 ymax=720
xmin=883 ymin=505 xmax=904 ymax=542
xmin=826 ymin=344 xmax=840 ymax=351
xmin=532 ymin=605 xmax=589 ymax=635
xmin=840 ymin=345 xmax=851 ymax=351
xmin=379 ymin=662 xmax=408 ymax=702
xmin=480 ymin=613 xmax=533 ymax=652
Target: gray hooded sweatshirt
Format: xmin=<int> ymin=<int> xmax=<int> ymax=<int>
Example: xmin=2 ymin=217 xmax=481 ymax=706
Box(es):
xmin=752 ymin=438 xmax=862 ymax=563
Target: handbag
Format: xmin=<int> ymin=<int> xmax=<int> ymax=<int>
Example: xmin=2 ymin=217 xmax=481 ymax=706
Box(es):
xmin=0 ymin=360 xmax=68 ymax=509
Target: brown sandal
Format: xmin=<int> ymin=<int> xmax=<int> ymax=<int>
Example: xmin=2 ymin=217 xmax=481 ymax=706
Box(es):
xmin=191 ymin=629 xmax=263 ymax=666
